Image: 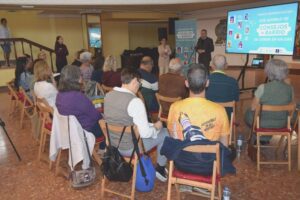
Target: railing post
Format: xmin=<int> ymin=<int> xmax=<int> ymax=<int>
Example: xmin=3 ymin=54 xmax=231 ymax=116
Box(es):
xmin=21 ymin=41 xmax=25 ymax=55
xmin=50 ymin=52 xmax=54 ymax=72
xmin=13 ymin=41 xmax=17 ymax=61
xmin=29 ymin=44 xmax=33 ymax=59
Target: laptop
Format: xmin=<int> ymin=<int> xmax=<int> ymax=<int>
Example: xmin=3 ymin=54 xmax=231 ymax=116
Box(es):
xmin=251 ymin=58 xmax=263 ymax=68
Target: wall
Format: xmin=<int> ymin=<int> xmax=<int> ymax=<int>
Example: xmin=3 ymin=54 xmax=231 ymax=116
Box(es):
xmin=183 ymin=0 xmax=300 ymax=68
xmin=129 ymin=22 xmax=175 ymax=50
xmin=101 ymin=20 xmax=129 ymax=67
xmin=0 ymin=11 xmax=84 ymax=66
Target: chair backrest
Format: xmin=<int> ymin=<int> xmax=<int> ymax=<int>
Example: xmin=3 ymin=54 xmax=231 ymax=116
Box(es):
xmin=217 ymin=101 xmax=235 ymax=145
xmin=182 ymin=143 xmax=221 ymax=174
xmin=101 ymin=84 xmax=113 ymax=94
xmin=99 ymin=119 xmax=144 ymax=151
xmin=96 ymin=83 xmax=105 ymax=95
xmin=155 ymin=93 xmax=181 ymax=122
xmin=253 ymin=103 xmax=296 ymax=130
xmin=7 ymin=81 xmax=19 ymax=100
xmin=19 ymin=87 xmax=34 ymax=107
xmin=36 ymin=98 xmax=53 ymax=117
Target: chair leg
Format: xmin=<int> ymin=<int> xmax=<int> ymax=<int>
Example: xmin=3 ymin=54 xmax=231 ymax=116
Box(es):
xmin=130 ymin=157 xmax=138 ymax=200
xmin=20 ymin=103 xmax=25 ymax=128
xmin=167 ymin=166 xmax=173 ymax=200
xmin=288 ymin=134 xmax=291 ymax=171
xmin=218 ymin=182 xmax=222 ymax=200
xmin=257 ymin=134 xmax=261 ymax=171
xmin=55 ymin=149 xmax=62 ymax=176
xmin=92 ymin=147 xmax=102 ymax=166
xmin=38 ymin=130 xmax=44 ymax=161
xmin=100 ymin=176 xmax=105 ymax=199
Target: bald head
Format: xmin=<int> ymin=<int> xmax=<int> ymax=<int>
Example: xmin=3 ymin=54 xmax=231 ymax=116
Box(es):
xmin=140 ymin=56 xmax=153 ymax=72
xmin=212 ymin=55 xmax=227 ymax=70
xmin=168 ymin=58 xmax=182 ymax=73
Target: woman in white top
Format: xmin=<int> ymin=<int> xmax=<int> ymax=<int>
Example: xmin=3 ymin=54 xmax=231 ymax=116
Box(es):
xmin=158 ymin=37 xmax=171 ymax=75
xmin=33 ymin=60 xmax=58 ymax=107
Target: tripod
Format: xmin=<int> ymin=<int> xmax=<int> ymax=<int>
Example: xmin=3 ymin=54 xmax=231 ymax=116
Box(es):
xmin=0 ymin=118 xmax=21 ymax=161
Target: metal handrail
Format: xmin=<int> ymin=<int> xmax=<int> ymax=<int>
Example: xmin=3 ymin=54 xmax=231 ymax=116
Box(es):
xmin=0 ymin=38 xmax=55 ymax=71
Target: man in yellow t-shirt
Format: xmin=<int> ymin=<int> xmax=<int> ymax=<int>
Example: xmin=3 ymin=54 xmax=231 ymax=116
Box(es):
xmin=167 ymin=63 xmax=230 ymax=146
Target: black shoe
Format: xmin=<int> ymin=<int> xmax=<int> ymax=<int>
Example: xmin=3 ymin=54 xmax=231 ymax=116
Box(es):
xmin=155 ymin=165 xmax=167 ymax=182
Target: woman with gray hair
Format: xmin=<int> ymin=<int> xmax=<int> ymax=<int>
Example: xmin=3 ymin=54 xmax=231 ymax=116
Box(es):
xmin=245 ymin=59 xmax=294 ymax=143
xmin=56 ymin=65 xmax=105 ymax=150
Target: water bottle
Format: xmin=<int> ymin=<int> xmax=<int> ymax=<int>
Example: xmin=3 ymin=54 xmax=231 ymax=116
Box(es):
xmin=223 ymin=186 xmax=231 ymax=200
xmin=236 ymin=134 xmax=243 ymax=157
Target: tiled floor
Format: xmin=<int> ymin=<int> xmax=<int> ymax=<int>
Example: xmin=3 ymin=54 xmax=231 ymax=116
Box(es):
xmin=0 ymin=91 xmax=300 ymax=200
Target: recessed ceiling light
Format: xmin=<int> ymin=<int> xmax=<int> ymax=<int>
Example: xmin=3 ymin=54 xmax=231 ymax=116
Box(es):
xmin=21 ymin=5 xmax=35 ymax=9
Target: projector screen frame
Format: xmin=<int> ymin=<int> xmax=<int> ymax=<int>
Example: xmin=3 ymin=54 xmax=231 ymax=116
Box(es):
xmin=225 ymin=2 xmax=299 ymax=56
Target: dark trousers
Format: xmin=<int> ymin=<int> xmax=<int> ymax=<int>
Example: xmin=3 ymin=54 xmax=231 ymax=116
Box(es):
xmin=198 ymin=57 xmax=210 ymax=74
xmin=90 ymin=122 xmax=106 ymax=149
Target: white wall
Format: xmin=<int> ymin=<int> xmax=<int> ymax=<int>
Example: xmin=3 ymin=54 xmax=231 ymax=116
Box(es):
xmin=182 ymin=0 xmax=300 ymax=67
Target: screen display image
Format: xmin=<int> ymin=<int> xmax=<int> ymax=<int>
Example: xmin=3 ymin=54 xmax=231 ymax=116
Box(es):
xmin=88 ymin=27 xmax=102 ymax=48
xmin=226 ymin=3 xmax=298 ymax=55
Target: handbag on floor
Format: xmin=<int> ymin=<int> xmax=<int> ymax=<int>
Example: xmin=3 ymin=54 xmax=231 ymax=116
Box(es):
xmin=68 ymin=117 xmax=96 ymax=189
xmin=131 ymin=126 xmax=156 ymax=192
xmin=101 ymin=124 xmax=134 ymax=182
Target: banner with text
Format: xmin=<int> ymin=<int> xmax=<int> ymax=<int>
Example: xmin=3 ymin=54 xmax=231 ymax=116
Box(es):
xmin=175 ymin=19 xmax=197 ymax=73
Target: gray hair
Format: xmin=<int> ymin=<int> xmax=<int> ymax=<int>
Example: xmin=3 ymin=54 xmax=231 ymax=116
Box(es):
xmin=58 ymin=65 xmax=81 ymax=92
xmin=212 ymin=54 xmax=227 ymax=70
xmin=80 ymin=52 xmax=92 ymax=63
xmin=187 ymin=63 xmax=208 ymax=94
xmin=264 ymin=59 xmax=288 ymax=81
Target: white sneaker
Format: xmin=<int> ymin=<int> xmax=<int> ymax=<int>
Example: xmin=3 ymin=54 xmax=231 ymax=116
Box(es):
xmin=155 ymin=170 xmax=167 ymax=182
xmin=192 ymin=187 xmax=211 ymax=195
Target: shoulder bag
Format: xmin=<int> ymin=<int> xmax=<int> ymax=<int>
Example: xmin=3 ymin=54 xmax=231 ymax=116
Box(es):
xmin=68 ymin=117 xmax=96 ymax=189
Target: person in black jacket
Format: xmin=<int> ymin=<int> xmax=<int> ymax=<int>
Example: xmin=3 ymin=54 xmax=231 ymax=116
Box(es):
xmin=55 ymin=35 xmax=69 ymax=73
xmin=195 ymin=29 xmax=214 ymax=73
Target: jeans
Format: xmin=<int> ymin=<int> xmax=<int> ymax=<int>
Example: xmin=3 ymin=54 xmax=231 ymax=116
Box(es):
xmin=119 ymin=128 xmax=169 ymax=166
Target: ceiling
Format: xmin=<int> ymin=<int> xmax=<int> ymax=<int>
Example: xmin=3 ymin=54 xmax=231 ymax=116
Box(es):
xmin=0 ymin=0 xmax=270 ymax=13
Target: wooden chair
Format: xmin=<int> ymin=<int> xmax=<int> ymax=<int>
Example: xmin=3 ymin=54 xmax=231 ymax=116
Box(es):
xmin=167 ymin=143 xmax=221 ymax=200
xmin=217 ymin=101 xmax=236 ymax=146
xmin=36 ymin=98 xmax=53 ymax=170
xmin=6 ymin=81 xmax=19 ymax=115
xmin=155 ymin=93 xmax=181 ymax=124
xmin=253 ymin=103 xmax=296 ymax=171
xmin=96 ymin=83 xmax=105 ymax=95
xmin=99 ymin=119 xmax=142 ymax=200
xmin=101 ymin=84 xmax=113 ymax=94
xmin=19 ymin=87 xmax=35 ymax=128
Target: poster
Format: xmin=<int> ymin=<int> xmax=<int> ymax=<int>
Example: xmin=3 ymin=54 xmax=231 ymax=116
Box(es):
xmin=175 ymin=19 xmax=197 ymax=74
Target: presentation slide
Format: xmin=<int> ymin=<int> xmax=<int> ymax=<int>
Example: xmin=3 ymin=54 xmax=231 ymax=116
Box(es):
xmin=226 ymin=3 xmax=298 ymax=55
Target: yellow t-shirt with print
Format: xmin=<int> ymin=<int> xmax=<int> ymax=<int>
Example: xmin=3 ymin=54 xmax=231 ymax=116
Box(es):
xmin=167 ymin=97 xmax=229 ymax=141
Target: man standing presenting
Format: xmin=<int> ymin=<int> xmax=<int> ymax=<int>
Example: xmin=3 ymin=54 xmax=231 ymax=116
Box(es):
xmin=0 ymin=18 xmax=11 ymax=66
xmin=195 ymin=29 xmax=214 ymax=73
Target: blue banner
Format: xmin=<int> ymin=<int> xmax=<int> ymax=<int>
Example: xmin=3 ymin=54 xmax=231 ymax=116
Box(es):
xmin=175 ymin=19 xmax=197 ymax=73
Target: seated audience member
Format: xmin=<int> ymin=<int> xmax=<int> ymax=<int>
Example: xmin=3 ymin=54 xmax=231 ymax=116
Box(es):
xmin=91 ymin=55 xmax=105 ymax=83
xmin=102 ymin=55 xmax=121 ymax=87
xmin=245 ymin=59 xmax=294 ymax=143
xmin=158 ymin=58 xmax=188 ymax=116
xmin=33 ymin=60 xmax=57 ymax=107
xmin=56 ymin=65 xmax=105 ymax=149
xmin=37 ymin=50 xmax=47 ymax=61
xmin=138 ymin=56 xmax=159 ymax=113
xmin=71 ymin=49 xmax=86 ymax=67
xmin=104 ymin=68 xmax=169 ymax=182
xmin=206 ymin=55 xmax=239 ymax=118
xmin=80 ymin=51 xmax=93 ymax=83
xmin=167 ymin=64 xmax=230 ymax=146
xmin=14 ymin=55 xmax=34 ymax=95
